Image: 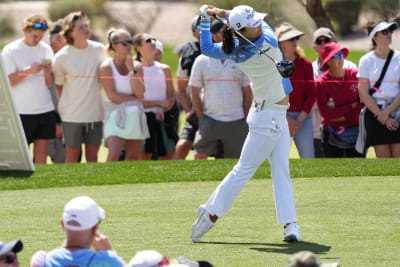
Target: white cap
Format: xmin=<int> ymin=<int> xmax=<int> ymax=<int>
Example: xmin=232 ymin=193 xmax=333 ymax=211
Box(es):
xmin=229 ymin=5 xmax=267 ymax=31
xmin=62 ymin=196 xmax=105 ymax=231
xmin=128 ymin=250 xmax=168 ymax=267
xmin=155 ymin=40 xmax=163 ymax=54
xmin=368 ymin=21 xmax=398 ymax=40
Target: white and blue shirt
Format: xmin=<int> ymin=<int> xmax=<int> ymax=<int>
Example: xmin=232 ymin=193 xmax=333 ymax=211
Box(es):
xmin=199 ymin=16 xmax=292 ymax=107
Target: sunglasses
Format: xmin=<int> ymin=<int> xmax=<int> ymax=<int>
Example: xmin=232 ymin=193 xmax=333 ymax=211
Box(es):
xmin=315 ymin=37 xmax=332 ymax=45
xmin=379 ymin=29 xmax=393 ymax=35
xmin=116 ymin=40 xmax=133 ymax=46
xmin=289 ymin=36 xmax=300 ymax=42
xmin=145 ymin=37 xmax=156 ymax=44
xmin=0 ymin=253 xmax=17 ymax=264
xmin=332 ymin=53 xmax=344 ymax=60
xmin=33 ymin=22 xmax=48 ymax=30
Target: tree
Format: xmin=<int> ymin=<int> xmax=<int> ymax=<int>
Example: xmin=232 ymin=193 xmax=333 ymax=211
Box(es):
xmin=296 ymin=0 xmax=335 ymax=31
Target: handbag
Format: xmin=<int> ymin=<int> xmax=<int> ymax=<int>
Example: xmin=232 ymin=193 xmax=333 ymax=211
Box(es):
xmin=368 ymin=49 xmax=393 ymax=96
xmin=328 ymin=126 xmax=359 ymax=149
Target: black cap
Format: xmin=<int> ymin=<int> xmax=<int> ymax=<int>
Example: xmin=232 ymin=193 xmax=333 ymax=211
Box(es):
xmin=0 ymin=240 xmax=23 ymax=256
xmin=210 ymin=20 xmax=224 ymax=34
xmin=49 ymin=19 xmax=64 ymax=36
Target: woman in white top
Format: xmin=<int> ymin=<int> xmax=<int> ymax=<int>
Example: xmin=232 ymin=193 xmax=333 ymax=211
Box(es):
xmin=358 ymin=21 xmax=400 ymax=158
xmin=190 ymin=5 xmax=300 ymax=243
xmin=100 ymin=29 xmax=149 ymax=161
xmin=133 ymin=33 xmax=176 ymax=160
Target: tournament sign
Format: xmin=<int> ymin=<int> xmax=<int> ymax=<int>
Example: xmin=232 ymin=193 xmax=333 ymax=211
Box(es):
xmin=0 ymin=57 xmax=35 ymax=175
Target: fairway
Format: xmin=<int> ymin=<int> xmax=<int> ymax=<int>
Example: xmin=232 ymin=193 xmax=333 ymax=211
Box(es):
xmin=1 ymin=176 xmax=399 ymax=266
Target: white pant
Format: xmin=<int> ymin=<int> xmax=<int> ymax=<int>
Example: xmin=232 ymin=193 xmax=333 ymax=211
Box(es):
xmin=204 ymin=105 xmax=297 ymax=224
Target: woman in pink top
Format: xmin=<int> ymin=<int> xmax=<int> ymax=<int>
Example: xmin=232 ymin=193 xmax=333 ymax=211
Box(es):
xmin=316 ymin=42 xmax=364 ymax=157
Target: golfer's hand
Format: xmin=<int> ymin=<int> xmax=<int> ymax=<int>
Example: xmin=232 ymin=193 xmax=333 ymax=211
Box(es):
xmin=200 ymin=5 xmax=225 ymax=18
xmin=92 ymin=232 xmax=113 ymax=251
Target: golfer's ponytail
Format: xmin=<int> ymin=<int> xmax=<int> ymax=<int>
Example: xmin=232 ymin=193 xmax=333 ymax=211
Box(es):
xmin=222 ymin=28 xmax=234 ymax=54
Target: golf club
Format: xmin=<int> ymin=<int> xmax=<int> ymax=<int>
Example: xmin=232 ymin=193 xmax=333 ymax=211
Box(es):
xmin=212 ymin=15 xmax=295 ymax=78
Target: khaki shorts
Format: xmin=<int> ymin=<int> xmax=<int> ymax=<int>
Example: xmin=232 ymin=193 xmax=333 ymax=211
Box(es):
xmin=194 ymin=115 xmax=248 ymax=158
xmin=62 ymin=121 xmax=103 ymax=148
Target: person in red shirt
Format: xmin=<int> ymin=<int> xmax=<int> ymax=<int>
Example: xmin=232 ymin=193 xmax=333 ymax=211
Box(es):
xmin=316 ymin=42 xmax=364 ymax=157
xmin=276 ymin=23 xmax=315 ymax=158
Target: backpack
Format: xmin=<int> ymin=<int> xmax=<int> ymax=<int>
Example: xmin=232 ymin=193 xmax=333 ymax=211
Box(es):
xmin=180 ymin=41 xmax=201 ymax=76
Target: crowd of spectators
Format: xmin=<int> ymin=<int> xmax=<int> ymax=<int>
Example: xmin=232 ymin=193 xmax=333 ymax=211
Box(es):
xmin=1 ymin=8 xmax=399 ymax=164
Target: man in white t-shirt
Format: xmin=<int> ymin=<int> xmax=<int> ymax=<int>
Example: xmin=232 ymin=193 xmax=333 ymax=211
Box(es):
xmin=52 ymin=11 xmax=106 ymax=163
xmin=1 ymin=14 xmax=55 ymax=164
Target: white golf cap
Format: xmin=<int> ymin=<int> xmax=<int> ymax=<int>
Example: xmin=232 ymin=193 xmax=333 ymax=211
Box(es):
xmin=62 ymin=196 xmax=105 ymax=231
xmin=128 ymin=250 xmax=168 ymax=267
xmin=229 ymin=5 xmax=267 ymax=31
xmin=368 ymin=21 xmax=398 ymax=40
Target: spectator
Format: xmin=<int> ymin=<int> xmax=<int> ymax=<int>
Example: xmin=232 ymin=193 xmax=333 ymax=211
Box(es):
xmin=311 ymin=27 xmax=357 ymax=157
xmin=30 ymin=250 xmax=47 ymax=267
xmin=316 ymin=42 xmax=364 ymax=157
xmin=100 ymin=29 xmax=149 ymax=161
xmin=155 ymin=39 xmax=181 ymax=147
xmin=37 ymin=196 xmax=125 ymax=267
xmin=47 ymin=19 xmax=67 ymax=163
xmin=127 ymin=250 xmax=214 ymax=267
xmin=286 ymin=251 xmax=339 ymax=267
xmin=191 ymin=4 xmax=300 ymax=243
xmin=1 ymin=14 xmax=56 ymax=164
xmin=0 ymin=239 xmax=23 ymax=267
xmin=127 ymin=250 xmax=170 ymax=267
xmin=357 ymin=21 xmax=400 ymax=158
xmin=276 ymin=22 xmax=315 ymax=158
xmin=190 ymin=19 xmax=252 ymax=159
xmin=133 ymin=33 xmax=177 ymax=160
xmin=52 ymin=11 xmax=107 ymax=163
xmin=174 ymin=16 xmax=203 ymax=159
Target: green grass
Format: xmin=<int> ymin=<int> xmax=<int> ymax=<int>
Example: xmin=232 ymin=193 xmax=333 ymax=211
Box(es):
xmin=0 ymin=169 xmax=399 ymax=266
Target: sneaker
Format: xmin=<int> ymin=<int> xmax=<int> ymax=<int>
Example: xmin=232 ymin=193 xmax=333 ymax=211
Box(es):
xmin=283 ymin=222 xmax=301 ymax=242
xmin=191 ymin=205 xmax=214 ymax=242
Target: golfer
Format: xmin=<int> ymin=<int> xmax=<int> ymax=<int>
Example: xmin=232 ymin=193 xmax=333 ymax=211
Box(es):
xmin=191 ymin=4 xmax=300 ymax=243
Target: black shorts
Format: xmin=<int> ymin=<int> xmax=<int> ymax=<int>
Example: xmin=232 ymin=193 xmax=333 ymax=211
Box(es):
xmin=365 ymin=109 xmax=400 ymax=146
xmin=179 ymin=112 xmax=198 ymax=142
xmin=20 ymin=111 xmax=56 ymax=144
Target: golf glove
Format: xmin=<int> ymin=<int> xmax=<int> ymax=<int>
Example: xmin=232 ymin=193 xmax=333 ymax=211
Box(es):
xmin=199 ymin=5 xmax=210 ymax=19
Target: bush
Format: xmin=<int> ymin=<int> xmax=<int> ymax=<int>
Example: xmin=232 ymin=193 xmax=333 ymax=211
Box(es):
xmin=325 ymin=0 xmax=362 ymax=35
xmin=48 ymin=0 xmax=98 ymax=21
xmin=0 ymin=16 xmax=15 ymax=38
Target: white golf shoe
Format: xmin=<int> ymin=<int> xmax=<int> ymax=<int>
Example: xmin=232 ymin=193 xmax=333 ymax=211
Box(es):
xmin=191 ymin=205 xmax=214 ymax=242
xmin=283 ymin=222 xmax=301 ymax=242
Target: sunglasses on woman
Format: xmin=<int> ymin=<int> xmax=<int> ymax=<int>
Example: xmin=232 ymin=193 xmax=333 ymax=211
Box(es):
xmin=332 ymin=53 xmax=344 ymax=60
xmin=0 ymin=253 xmax=17 ymax=264
xmin=116 ymin=40 xmax=133 ymax=46
xmin=145 ymin=37 xmax=156 ymax=43
xmin=379 ymin=29 xmax=393 ymax=35
xmin=315 ymin=37 xmax=332 ymax=45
